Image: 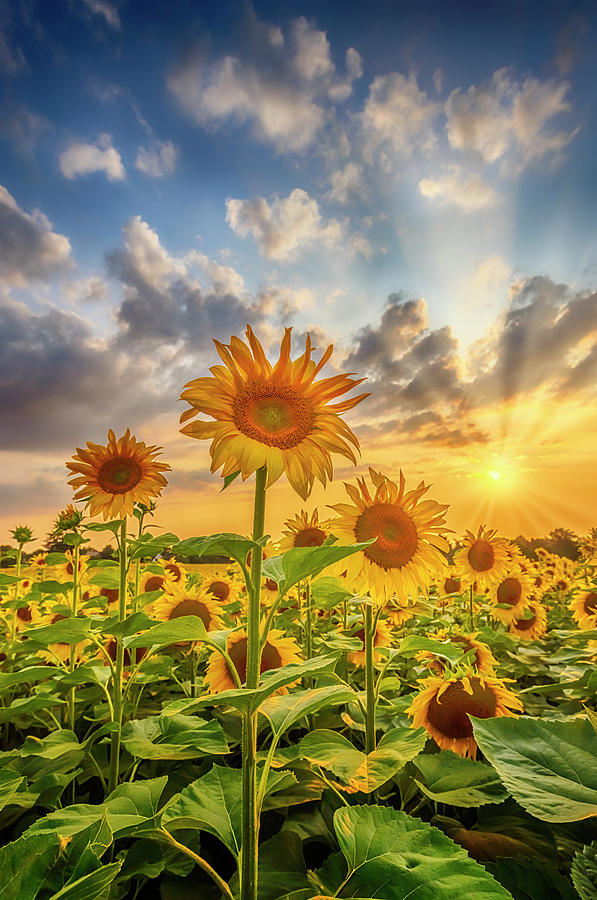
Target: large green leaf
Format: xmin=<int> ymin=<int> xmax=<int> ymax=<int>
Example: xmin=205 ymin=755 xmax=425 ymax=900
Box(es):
xmin=233 ymin=831 xmax=312 ymax=900
xmin=571 ymin=840 xmax=597 ymax=900
xmin=310 ymin=577 xmax=354 ymax=610
xmin=487 ymin=858 xmax=579 ymax=900
xmin=393 ymin=634 xmax=464 ymax=665
xmin=121 ymin=715 xmax=229 ymax=759
xmin=259 ymin=686 xmax=355 ymax=739
xmin=47 ymin=862 xmax=123 ymax=900
xmin=123 ymin=615 xmax=209 ymax=649
xmin=472 ymin=715 xmax=597 ymax=822
xmin=414 ymin=750 xmax=510 ymax=807
xmin=317 ymin=805 xmax=512 ymax=898
xmin=161 ymin=765 xmax=296 ymax=858
xmin=0 ymin=695 xmax=65 ymax=724
xmin=0 ymin=832 xmax=63 ymax=900
xmin=262 ymin=542 xmax=372 ymax=596
xmin=24 ymin=617 xmax=92 ymax=645
xmin=171 ymin=533 xmax=264 ymax=568
xmin=300 ymin=726 xmax=427 ymax=793
xmin=0 ymin=666 xmax=55 ymax=693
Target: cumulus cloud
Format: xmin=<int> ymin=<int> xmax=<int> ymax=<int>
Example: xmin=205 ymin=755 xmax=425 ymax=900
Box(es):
xmin=59 ymin=134 xmax=125 ymax=181
xmin=135 ymin=141 xmax=178 ymax=178
xmin=467 ymin=255 xmax=512 ymax=293
xmin=167 ymin=13 xmax=361 ymax=153
xmin=326 ymin=161 xmax=366 ymax=205
xmin=186 ymin=251 xmax=247 ymax=297
xmin=361 ymin=72 xmax=441 ymax=164
xmin=0 ymin=185 xmax=73 ymax=284
xmin=82 ymin=0 xmax=121 ymax=30
xmin=225 ymin=188 xmax=343 ymax=261
xmin=445 ymin=69 xmax=577 ymax=168
xmin=418 ymin=166 xmax=498 ymax=212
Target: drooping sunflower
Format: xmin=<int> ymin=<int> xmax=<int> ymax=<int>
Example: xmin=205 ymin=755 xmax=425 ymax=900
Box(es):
xmin=179 ymin=325 xmax=369 ymax=500
xmin=509 ymin=601 xmax=548 ymax=641
xmin=406 ymin=672 xmax=523 ymax=758
xmin=152 ymin=584 xmax=224 ymax=633
xmin=488 ymin=570 xmax=535 ymax=625
xmin=204 ymin=628 xmax=302 ymax=693
xmin=329 ymin=468 xmax=450 ymax=603
xmin=278 ymin=509 xmax=330 ymax=551
xmin=417 ymin=630 xmax=496 ymax=676
xmin=347 ymin=617 xmax=393 ymax=666
xmin=570 ymin=587 xmax=597 ymax=630
xmin=66 ymin=429 xmax=170 ymax=520
xmin=453 ymin=527 xmax=512 ymax=587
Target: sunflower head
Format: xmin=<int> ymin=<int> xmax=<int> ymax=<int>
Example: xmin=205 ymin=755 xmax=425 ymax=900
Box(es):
xmin=152 ymin=583 xmax=224 ymax=638
xmin=30 ymin=553 xmax=48 ymax=568
xmin=10 ymin=525 xmax=34 ymax=546
xmin=204 ymin=628 xmax=302 ymax=692
xmin=570 ymin=586 xmax=597 ymax=630
xmin=454 ymin=526 xmax=513 ymax=587
xmin=66 ymin=429 xmax=170 ymax=520
xmin=139 ymin=567 xmax=175 ymax=595
xmin=52 ymin=503 xmax=84 ymax=535
xmin=202 ymin=571 xmax=242 ymax=607
xmin=278 ymin=508 xmax=330 ymax=551
xmin=406 ymin=671 xmax=523 ymax=758
xmin=489 ymin=569 xmax=534 ymax=624
xmin=329 ymin=467 xmax=450 ymax=603
xmin=509 ymin=601 xmax=548 ymax=641
xmin=179 ymin=325 xmax=369 ymax=499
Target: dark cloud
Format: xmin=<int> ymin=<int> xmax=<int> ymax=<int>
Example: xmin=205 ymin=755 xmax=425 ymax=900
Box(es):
xmin=0 ymin=472 xmax=68 ymax=517
xmin=0 ymin=185 xmax=73 ymax=282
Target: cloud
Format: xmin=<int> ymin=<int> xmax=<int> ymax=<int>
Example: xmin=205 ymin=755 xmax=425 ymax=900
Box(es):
xmin=82 ymin=0 xmax=121 ymax=30
xmin=167 ymin=13 xmax=361 ymax=153
xmin=418 ymin=167 xmax=498 ymax=212
xmin=445 ymin=68 xmax=578 ymax=167
xmin=468 ymin=254 xmax=512 ymax=293
xmin=225 ymin=188 xmax=343 ymax=261
xmin=186 ymin=251 xmax=247 ymax=297
xmin=135 ymin=141 xmax=178 ymax=178
xmin=0 ymin=185 xmax=73 ymax=285
xmin=326 ymin=161 xmax=366 ymax=205
xmin=0 ymin=27 xmax=27 ymax=75
xmin=59 ymin=134 xmax=125 ymax=181
xmin=361 ymin=72 xmax=441 ymax=164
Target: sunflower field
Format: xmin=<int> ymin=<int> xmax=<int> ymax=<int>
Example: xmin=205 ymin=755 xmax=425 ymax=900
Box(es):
xmin=1 ymin=326 xmax=596 ymax=900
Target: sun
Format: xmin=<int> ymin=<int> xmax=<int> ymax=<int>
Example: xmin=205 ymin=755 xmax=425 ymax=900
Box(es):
xmin=488 ymin=469 xmax=503 ymax=481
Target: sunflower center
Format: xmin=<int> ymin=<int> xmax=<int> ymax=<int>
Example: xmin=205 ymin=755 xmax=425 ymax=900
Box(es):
xmin=100 ymin=587 xmax=119 ymax=604
xmin=426 ymin=678 xmax=497 ymax=739
xmin=444 ymin=577 xmax=461 ymax=593
xmin=555 ymin=580 xmax=567 ymax=591
xmin=468 ymin=540 xmax=495 ymax=572
xmin=584 ymin=592 xmax=597 ymax=613
xmin=227 ymin=637 xmax=282 ymax=684
xmin=515 ymin=611 xmax=537 ymax=631
xmin=233 ymin=383 xmax=314 ymax=449
xmin=145 ymin=575 xmax=165 ymax=592
xmin=497 ymin=577 xmax=522 ymax=607
xmin=355 ymin=503 xmax=418 ymax=569
xmin=169 ymin=598 xmax=212 ymax=628
xmin=165 ymin=562 xmax=183 ymax=581
xmin=17 ymin=606 xmax=32 ymax=622
xmin=97 ymin=457 xmax=144 ymax=495
xmin=207 ymin=580 xmax=231 ymax=601
xmin=264 ymin=578 xmax=278 ymax=592
xmin=294 ymin=527 xmax=327 ymax=547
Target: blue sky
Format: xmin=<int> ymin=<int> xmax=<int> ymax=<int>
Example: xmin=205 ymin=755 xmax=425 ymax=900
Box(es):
xmin=1 ymin=0 xmax=596 ymax=538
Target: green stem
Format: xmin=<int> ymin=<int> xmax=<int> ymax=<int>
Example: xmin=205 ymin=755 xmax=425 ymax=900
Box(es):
xmin=68 ymin=540 xmax=80 ymax=804
xmin=159 ymin=828 xmax=235 ymax=900
xmin=469 ymin=584 xmax=475 ymax=631
xmin=364 ymin=604 xmax=376 ymax=757
xmin=241 ymin=465 xmax=267 ymax=900
xmin=10 ymin=545 xmax=23 ymax=647
xmin=305 ymin=581 xmax=313 ymax=660
xmin=108 ymin=520 xmax=128 ymax=795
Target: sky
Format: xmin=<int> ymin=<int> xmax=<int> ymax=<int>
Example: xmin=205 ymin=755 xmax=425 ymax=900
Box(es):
xmin=1 ymin=0 xmax=596 ymax=549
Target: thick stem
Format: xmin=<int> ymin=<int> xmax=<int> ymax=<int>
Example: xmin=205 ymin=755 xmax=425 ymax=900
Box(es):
xmin=108 ymin=520 xmax=128 ymax=795
xmin=241 ymin=465 xmax=267 ymax=900
xmin=364 ymin=604 xmax=376 ymax=757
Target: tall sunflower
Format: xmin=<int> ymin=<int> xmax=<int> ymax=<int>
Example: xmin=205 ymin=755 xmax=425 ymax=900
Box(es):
xmin=329 ymin=468 xmax=450 ymax=603
xmin=204 ymin=628 xmax=302 ymax=693
xmin=406 ymin=672 xmax=522 ymax=758
xmin=488 ymin=570 xmax=534 ymax=625
xmin=278 ymin=509 xmax=330 ymax=551
xmin=179 ymin=326 xmax=368 ymax=500
xmin=509 ymin=601 xmax=548 ymax=641
xmin=66 ymin=429 xmax=170 ymax=520
xmin=152 ymin=584 xmax=224 ymax=633
xmin=454 ymin=526 xmax=512 ymax=587
xmin=570 ymin=587 xmax=597 ymax=630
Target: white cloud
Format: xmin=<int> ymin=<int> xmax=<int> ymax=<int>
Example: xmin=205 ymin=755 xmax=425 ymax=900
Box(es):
xmin=326 ymin=161 xmax=366 ymax=205
xmin=82 ymin=0 xmax=121 ymax=29
xmin=292 ymin=17 xmax=334 ymax=81
xmin=226 ymin=188 xmax=343 ymax=261
xmin=135 ymin=140 xmax=178 ymax=177
xmin=59 ymin=134 xmax=125 ymax=181
xmin=61 ymin=276 xmax=108 ymax=304
xmin=0 ymin=185 xmax=72 ymax=285
xmin=258 ymin=284 xmax=315 ymax=316
xmin=446 ymin=69 xmax=577 ymax=167
xmin=186 ymin=251 xmax=247 ymax=296
xmin=361 ymin=72 xmax=441 ymax=162
xmin=468 ymin=254 xmax=512 ymax=292
xmin=418 ymin=167 xmax=498 ymax=211
xmin=119 ymin=216 xmax=187 ymax=287
xmin=347 ymin=232 xmax=374 ymax=260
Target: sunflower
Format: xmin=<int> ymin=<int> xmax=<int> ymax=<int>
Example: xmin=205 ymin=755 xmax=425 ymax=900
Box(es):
xmin=417 ymin=630 xmax=496 ymax=676
xmin=347 ymin=617 xmax=393 ymax=666
xmin=509 ymin=601 xmax=548 ymax=641
xmin=14 ymin=601 xmax=42 ymax=631
xmin=162 ymin=559 xmax=187 ymax=583
xmin=329 ymin=468 xmax=450 ymax=603
xmin=570 ymin=587 xmax=597 ymax=630
xmin=488 ymin=569 xmax=535 ymax=624
xmin=152 ymin=584 xmax=224 ymax=634
xmin=440 ymin=573 xmax=463 ymax=596
xmin=454 ymin=527 xmax=512 ymax=587
xmin=42 ymin=612 xmax=89 ymax=664
xmin=179 ymin=325 xmax=368 ymax=500
xmin=139 ymin=568 xmax=174 ymax=595
xmin=29 ymin=553 xmax=48 ymax=570
xmin=54 ymin=550 xmax=87 ymax=583
xmin=204 ymin=628 xmax=302 ymax=693
xmin=66 ymin=429 xmax=170 ymax=520
xmin=385 ymin=602 xmax=415 ymax=628
xmin=202 ymin=572 xmax=242 ymax=606
xmin=278 ymin=509 xmax=330 ymax=551
xmin=100 ymin=638 xmax=147 ymax=668
xmin=406 ymin=672 xmax=523 ymax=758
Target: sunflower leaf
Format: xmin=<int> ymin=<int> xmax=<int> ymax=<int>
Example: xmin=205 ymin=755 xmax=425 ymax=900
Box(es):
xmin=413 ymin=750 xmax=510 ymax=807
xmin=85 ymin=520 xmax=125 ymax=535
xmin=471 ymin=714 xmax=597 ymax=822
xmin=571 ymin=839 xmax=597 ymax=900
xmin=171 ymin=533 xmax=265 ymax=568
xmin=262 ymin=542 xmax=374 ymax=597
xmin=123 ymin=615 xmax=209 ymax=649
xmin=393 ymin=634 xmax=465 ymax=664
xmin=259 ymin=685 xmax=356 ymax=738
xmin=487 ymin=858 xmax=579 ymax=900
xmin=314 ymin=805 xmax=512 ymax=898
xmin=121 ymin=714 xmax=229 ymax=759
